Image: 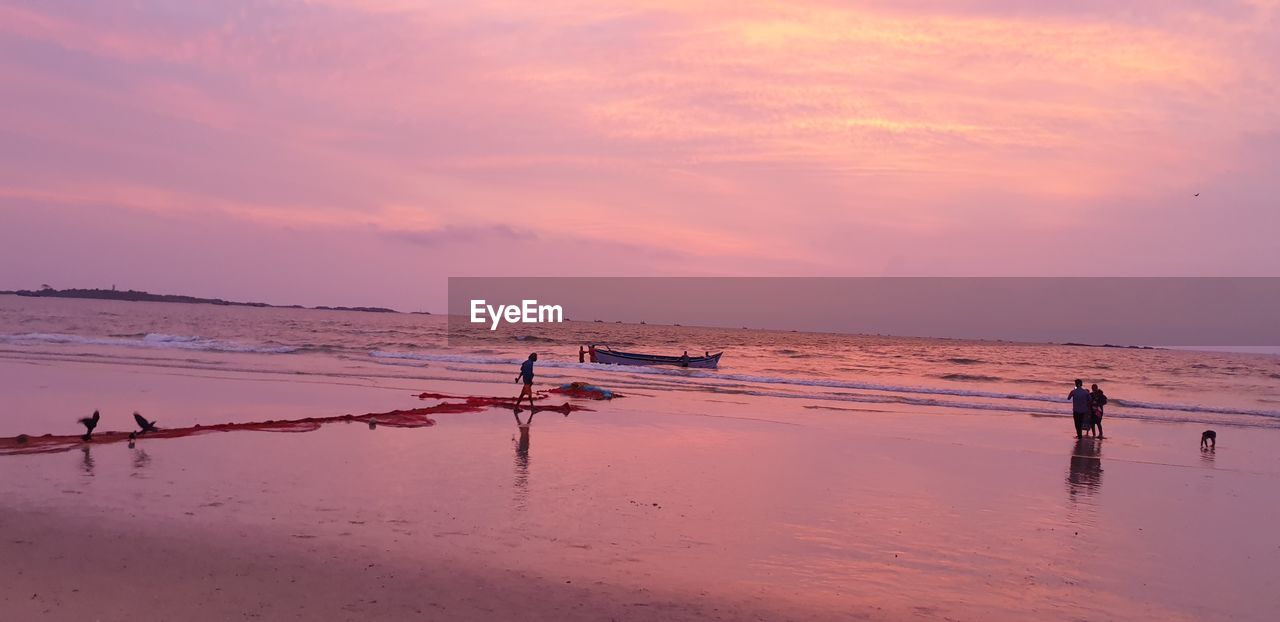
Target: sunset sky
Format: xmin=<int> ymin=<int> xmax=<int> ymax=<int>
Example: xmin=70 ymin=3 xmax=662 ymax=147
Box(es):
xmin=1 ymin=0 xmax=1277 ymax=310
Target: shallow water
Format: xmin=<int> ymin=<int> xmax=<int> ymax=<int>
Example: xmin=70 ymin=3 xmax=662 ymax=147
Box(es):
xmin=2 ymin=295 xmax=1278 ymax=435
xmin=2 ymin=360 xmax=1278 ymax=620
xmin=2 ymin=296 xmax=1279 ymax=619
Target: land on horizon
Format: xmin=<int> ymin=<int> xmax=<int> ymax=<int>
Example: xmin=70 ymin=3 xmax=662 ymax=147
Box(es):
xmin=0 ymin=287 xmax=425 ymax=315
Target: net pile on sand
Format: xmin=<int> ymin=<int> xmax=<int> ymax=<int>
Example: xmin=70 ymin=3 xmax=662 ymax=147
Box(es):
xmin=547 ymin=382 xmax=621 ymax=400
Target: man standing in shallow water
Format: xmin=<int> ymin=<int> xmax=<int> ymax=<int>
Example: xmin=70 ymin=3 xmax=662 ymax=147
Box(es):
xmin=514 ymin=352 xmax=537 ymax=411
xmin=1068 ymin=379 xmax=1093 ymax=439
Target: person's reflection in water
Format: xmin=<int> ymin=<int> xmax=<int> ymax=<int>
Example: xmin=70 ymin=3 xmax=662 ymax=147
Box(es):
xmin=512 ymin=410 xmax=535 ymax=511
xmin=1066 ymin=438 xmax=1103 ymax=502
xmin=1199 ymin=445 xmax=1217 ymax=467
xmin=79 ymin=446 xmax=95 ymax=476
xmin=515 ymin=410 xmax=535 ymax=454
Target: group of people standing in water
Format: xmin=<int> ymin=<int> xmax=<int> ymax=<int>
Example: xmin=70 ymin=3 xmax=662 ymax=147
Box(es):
xmin=1068 ymin=379 xmax=1108 ymax=439
xmin=519 ymin=351 xmax=1117 ymax=442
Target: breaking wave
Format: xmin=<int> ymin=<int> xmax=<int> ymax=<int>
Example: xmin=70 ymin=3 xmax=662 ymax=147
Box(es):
xmin=0 ymin=332 xmax=298 ymax=354
xmin=367 ymin=350 xmax=1280 ymax=421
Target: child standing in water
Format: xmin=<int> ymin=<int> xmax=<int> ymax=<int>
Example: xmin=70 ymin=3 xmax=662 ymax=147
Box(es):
xmin=1090 ymin=384 xmax=1108 ymax=438
xmin=514 ymin=352 xmax=537 ymax=411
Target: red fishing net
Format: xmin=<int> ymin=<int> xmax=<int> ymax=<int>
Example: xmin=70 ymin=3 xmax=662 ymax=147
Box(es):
xmin=1 ymin=392 xmax=592 ymax=457
xmin=547 ymin=382 xmax=621 ymax=400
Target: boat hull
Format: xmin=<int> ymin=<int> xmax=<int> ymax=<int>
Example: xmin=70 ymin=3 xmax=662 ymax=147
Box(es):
xmin=592 ymin=348 xmax=721 ymax=369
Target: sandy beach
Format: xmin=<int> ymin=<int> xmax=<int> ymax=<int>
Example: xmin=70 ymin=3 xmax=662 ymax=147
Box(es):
xmin=6 ymin=0 xmax=1280 ymax=617
xmin=3 ymin=353 xmax=1278 ymax=621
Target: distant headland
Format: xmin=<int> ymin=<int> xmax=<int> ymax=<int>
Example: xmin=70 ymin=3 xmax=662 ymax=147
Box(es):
xmin=0 ymin=287 xmax=427 ymax=315
xmin=1061 ymin=342 xmax=1156 ymax=350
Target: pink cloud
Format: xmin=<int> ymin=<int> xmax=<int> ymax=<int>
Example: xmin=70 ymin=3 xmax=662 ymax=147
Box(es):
xmin=0 ymin=0 xmax=1277 ymax=308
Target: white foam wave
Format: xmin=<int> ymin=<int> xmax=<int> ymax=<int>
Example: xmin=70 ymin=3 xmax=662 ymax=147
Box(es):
xmin=367 ymin=349 xmax=1280 ymax=420
xmin=1 ymin=332 xmax=298 ymax=354
xmin=730 ymin=388 xmax=1274 ymax=428
xmin=370 ymin=350 xmax=522 ymax=364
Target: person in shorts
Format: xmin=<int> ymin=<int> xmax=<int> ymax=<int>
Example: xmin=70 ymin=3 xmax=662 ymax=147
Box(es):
xmin=514 ymin=352 xmax=537 ymax=411
xmin=1067 ymin=379 xmax=1092 ymax=439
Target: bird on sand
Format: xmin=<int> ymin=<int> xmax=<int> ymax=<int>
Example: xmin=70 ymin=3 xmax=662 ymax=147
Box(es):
xmin=133 ymin=412 xmax=159 ymax=434
xmin=78 ymin=410 xmax=100 ymax=441
xmin=1194 ymin=193 xmax=1200 ymax=197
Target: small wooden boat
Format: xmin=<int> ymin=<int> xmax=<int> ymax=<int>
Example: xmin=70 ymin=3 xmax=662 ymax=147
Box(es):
xmin=589 ymin=345 xmax=722 ymax=369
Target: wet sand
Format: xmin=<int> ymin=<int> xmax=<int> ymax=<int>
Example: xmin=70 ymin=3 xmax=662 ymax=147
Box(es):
xmin=3 ymin=505 xmax=826 ymax=621
xmin=2 ymin=358 xmax=1279 ymax=620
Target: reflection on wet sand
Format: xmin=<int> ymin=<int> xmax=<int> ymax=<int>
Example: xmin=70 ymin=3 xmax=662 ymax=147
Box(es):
xmin=513 ymin=411 xmax=533 ymax=511
xmin=1199 ymin=447 xmax=1216 ymax=467
xmin=133 ymin=448 xmax=152 ymax=471
xmin=1066 ymin=438 xmax=1103 ymax=501
xmin=79 ymin=446 xmax=94 ymax=477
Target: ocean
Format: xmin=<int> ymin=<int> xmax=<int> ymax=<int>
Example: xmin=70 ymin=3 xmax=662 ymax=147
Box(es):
xmin=5 ymin=294 xmax=1280 ymax=620
xmin=3 ymin=295 xmax=1278 ymax=432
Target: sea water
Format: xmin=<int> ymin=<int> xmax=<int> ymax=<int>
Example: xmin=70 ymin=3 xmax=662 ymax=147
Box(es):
xmin=2 ymin=295 xmax=1278 ymax=432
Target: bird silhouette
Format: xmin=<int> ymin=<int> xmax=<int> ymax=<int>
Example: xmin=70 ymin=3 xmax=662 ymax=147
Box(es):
xmin=132 ymin=412 xmax=159 ymax=434
xmin=1194 ymin=193 xmax=1200 ymax=197
xmin=78 ymin=410 xmax=100 ymax=441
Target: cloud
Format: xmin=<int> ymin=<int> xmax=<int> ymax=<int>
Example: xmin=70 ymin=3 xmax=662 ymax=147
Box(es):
xmin=0 ymin=0 xmax=1277 ymax=308
xmin=383 ymin=225 xmax=538 ymax=246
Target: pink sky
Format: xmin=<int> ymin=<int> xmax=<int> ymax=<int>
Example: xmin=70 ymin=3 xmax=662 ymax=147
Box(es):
xmin=1 ymin=0 xmax=1277 ymax=311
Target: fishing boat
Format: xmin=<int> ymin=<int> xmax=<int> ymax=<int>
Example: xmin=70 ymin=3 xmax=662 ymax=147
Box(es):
xmin=588 ymin=345 xmax=722 ymax=369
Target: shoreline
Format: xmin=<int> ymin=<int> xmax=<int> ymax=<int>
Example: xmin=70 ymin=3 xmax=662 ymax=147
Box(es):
xmin=2 ymin=355 xmax=1278 ymax=620
xmin=3 ymin=345 xmax=1277 ymax=434
xmin=2 ymin=295 xmax=1278 ymax=620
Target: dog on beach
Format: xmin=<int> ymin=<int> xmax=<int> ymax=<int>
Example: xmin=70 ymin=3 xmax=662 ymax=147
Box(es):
xmin=1201 ymin=429 xmax=1216 ymax=449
